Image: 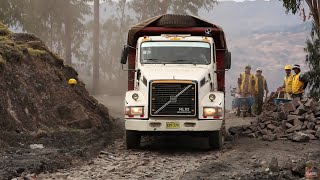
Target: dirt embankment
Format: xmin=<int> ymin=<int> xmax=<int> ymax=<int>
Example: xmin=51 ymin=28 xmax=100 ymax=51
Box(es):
xmin=0 ymin=22 xmax=114 ymax=179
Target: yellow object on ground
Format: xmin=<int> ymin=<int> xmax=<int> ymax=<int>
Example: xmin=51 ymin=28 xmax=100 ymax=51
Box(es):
xmin=68 ymin=78 xmax=77 ymax=85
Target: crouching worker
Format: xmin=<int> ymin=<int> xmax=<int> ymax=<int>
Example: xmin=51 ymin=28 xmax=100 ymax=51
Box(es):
xmin=235 ymin=65 xmax=255 ymax=116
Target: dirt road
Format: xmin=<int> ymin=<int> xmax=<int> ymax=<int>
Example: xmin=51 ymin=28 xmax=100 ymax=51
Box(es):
xmin=33 ymin=106 xmax=320 ymax=180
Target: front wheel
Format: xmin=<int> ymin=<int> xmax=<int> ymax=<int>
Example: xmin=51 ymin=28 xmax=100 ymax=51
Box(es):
xmin=208 ymin=130 xmax=224 ymax=150
xmin=126 ymin=130 xmax=141 ymax=149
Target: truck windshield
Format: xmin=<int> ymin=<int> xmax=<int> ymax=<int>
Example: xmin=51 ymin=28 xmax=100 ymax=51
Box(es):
xmin=140 ymin=41 xmax=211 ymax=65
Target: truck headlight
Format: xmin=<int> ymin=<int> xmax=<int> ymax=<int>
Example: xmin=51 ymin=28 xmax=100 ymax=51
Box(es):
xmin=209 ymin=94 xmax=216 ymax=102
xmin=132 ymin=93 xmax=139 ymax=101
xmin=125 ymin=106 xmax=144 ymax=116
xmin=203 ymin=107 xmax=222 ymax=116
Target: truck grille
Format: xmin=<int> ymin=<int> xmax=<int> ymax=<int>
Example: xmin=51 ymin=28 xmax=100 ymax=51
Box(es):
xmin=150 ymin=81 xmax=197 ymax=116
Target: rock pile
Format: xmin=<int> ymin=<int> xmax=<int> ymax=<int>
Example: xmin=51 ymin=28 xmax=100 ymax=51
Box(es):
xmin=229 ymin=97 xmax=320 ymax=142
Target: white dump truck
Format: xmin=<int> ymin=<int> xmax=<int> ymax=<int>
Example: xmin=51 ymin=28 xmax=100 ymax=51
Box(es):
xmin=120 ymin=14 xmax=231 ymax=149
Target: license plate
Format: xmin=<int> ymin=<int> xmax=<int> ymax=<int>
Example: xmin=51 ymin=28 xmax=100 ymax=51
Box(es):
xmin=166 ymin=122 xmax=180 ymax=129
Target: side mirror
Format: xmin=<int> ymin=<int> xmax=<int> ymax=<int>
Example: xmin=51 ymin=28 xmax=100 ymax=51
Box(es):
xmin=224 ymin=51 xmax=231 ymax=70
xmin=121 ymin=46 xmax=129 ymax=64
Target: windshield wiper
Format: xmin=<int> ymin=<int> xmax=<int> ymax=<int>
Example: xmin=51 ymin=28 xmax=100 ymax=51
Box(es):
xmin=144 ymin=58 xmax=160 ymax=62
xmin=171 ymin=59 xmax=190 ymax=62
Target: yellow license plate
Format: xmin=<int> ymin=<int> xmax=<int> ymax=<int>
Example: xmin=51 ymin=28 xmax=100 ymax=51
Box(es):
xmin=166 ymin=122 xmax=180 ymax=129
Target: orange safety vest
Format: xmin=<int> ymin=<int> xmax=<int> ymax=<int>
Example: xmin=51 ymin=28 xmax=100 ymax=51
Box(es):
xmin=292 ymin=73 xmax=304 ymax=94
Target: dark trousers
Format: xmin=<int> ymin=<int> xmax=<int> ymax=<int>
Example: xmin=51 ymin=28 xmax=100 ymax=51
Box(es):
xmin=254 ymin=93 xmax=264 ymax=115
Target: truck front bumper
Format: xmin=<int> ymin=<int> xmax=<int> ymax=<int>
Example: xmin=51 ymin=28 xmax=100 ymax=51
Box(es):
xmin=125 ymin=119 xmax=223 ymax=131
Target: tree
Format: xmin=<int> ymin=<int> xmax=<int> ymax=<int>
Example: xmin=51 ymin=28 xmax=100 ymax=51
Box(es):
xmin=92 ymin=0 xmax=100 ymax=94
xmin=0 ymin=0 xmax=91 ymax=66
xmin=130 ymin=0 xmax=216 ymax=21
xmin=282 ymin=0 xmax=320 ymax=29
xmin=282 ymin=0 xmax=320 ymax=99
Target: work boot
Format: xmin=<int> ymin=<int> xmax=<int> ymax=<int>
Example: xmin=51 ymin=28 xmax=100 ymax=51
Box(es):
xmin=236 ymin=108 xmax=240 ymax=117
xmin=248 ymin=107 xmax=255 ymax=117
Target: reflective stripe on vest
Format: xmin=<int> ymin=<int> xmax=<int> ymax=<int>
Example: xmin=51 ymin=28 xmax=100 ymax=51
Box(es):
xmin=284 ymin=74 xmax=293 ymax=94
xmin=292 ymin=73 xmax=304 ymax=94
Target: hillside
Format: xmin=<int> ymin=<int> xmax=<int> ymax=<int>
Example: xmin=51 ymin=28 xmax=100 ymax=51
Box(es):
xmin=0 ymin=22 xmax=113 ymax=179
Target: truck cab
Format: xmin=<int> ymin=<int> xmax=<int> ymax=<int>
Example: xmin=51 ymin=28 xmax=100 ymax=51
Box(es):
xmin=121 ymin=14 xmax=231 ymax=149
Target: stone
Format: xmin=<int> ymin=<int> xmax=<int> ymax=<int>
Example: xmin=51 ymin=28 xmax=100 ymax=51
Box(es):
xmin=286 ymin=125 xmax=302 ymax=133
xmin=291 ymin=132 xmax=310 ymax=142
xmin=305 ymin=129 xmax=316 ymax=135
xmin=259 ymin=123 xmax=266 ymax=129
xmin=315 ymin=130 xmax=320 ymax=138
xmin=292 ymin=105 xmax=307 ymax=115
xmin=291 ymin=98 xmax=301 ymax=108
xmin=304 ymin=98 xmax=315 ymax=108
xmin=302 ymin=125 xmax=307 ymax=130
xmin=288 ymin=115 xmax=304 ymax=122
xmin=306 ymin=134 xmax=317 ymax=140
xmin=265 ymin=120 xmax=271 ymax=125
xmin=260 ymin=129 xmax=269 ymax=135
xmin=228 ymin=126 xmax=243 ymax=135
xmin=270 ymin=112 xmax=279 ymax=120
xmin=283 ymin=102 xmax=296 ymax=113
xmin=267 ymin=124 xmax=277 ymax=130
xmin=307 ymin=122 xmax=316 ymax=130
xmin=285 ymin=123 xmax=293 ymax=129
xmin=304 ymin=121 xmax=308 ymax=126
xmin=31 ymin=129 xmax=48 ymax=139
xmin=269 ymin=157 xmax=279 ymax=173
xmin=262 ymin=134 xmax=277 ymax=141
xmin=292 ymin=160 xmax=306 ymax=177
xmin=293 ymin=119 xmax=303 ymax=126
xmin=247 ymin=133 xmax=256 ymax=138
xmin=251 ymin=119 xmax=259 ymax=125
xmin=278 ymin=111 xmax=287 ymax=120
xmin=273 ymin=127 xmax=283 ymax=135
xmin=315 ymin=111 xmax=320 ymax=118
xmin=242 ymin=125 xmax=250 ymax=130
xmin=241 ymin=129 xmax=252 ymax=135
xmin=248 ymin=125 xmax=258 ymax=132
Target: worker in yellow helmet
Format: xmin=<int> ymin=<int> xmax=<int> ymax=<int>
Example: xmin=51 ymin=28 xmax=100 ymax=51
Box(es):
xmin=282 ymin=65 xmax=293 ymax=99
xmin=236 ymin=65 xmax=255 ymax=116
xmin=292 ymin=64 xmax=308 ymax=99
xmin=253 ymin=67 xmax=268 ymax=115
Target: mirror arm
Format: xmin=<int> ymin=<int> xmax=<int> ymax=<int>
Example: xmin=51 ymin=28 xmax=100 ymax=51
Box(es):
xmin=125 ymin=45 xmax=136 ymax=50
xmin=121 ymin=64 xmax=137 ymax=72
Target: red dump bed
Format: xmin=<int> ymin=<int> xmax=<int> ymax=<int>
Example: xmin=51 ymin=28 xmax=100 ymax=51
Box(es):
xmin=126 ymin=14 xmax=228 ymax=91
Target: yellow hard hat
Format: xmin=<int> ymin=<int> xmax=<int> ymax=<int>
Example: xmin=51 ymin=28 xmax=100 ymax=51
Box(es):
xmin=284 ymin=65 xmax=292 ymax=70
xmin=68 ymin=78 xmax=77 ymax=85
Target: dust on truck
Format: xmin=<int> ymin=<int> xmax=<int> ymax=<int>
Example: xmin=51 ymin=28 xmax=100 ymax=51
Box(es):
xmin=120 ymin=14 xmax=231 ymax=149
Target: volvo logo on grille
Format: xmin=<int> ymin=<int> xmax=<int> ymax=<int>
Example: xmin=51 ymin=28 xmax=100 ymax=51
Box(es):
xmin=170 ymin=96 xmax=177 ymax=103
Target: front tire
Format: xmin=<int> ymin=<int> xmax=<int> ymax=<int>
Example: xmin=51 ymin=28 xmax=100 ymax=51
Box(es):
xmin=208 ymin=130 xmax=224 ymax=149
xmin=126 ymin=130 xmax=141 ymax=149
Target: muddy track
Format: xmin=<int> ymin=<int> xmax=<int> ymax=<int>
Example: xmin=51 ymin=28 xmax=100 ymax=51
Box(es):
xmin=36 ymin=136 xmax=230 ymax=180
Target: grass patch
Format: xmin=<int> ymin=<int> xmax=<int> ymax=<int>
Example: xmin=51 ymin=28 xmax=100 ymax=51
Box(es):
xmin=0 ymin=22 xmax=11 ymax=37
xmin=27 ymin=48 xmax=47 ymax=57
xmin=0 ymin=54 xmax=6 ymax=65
